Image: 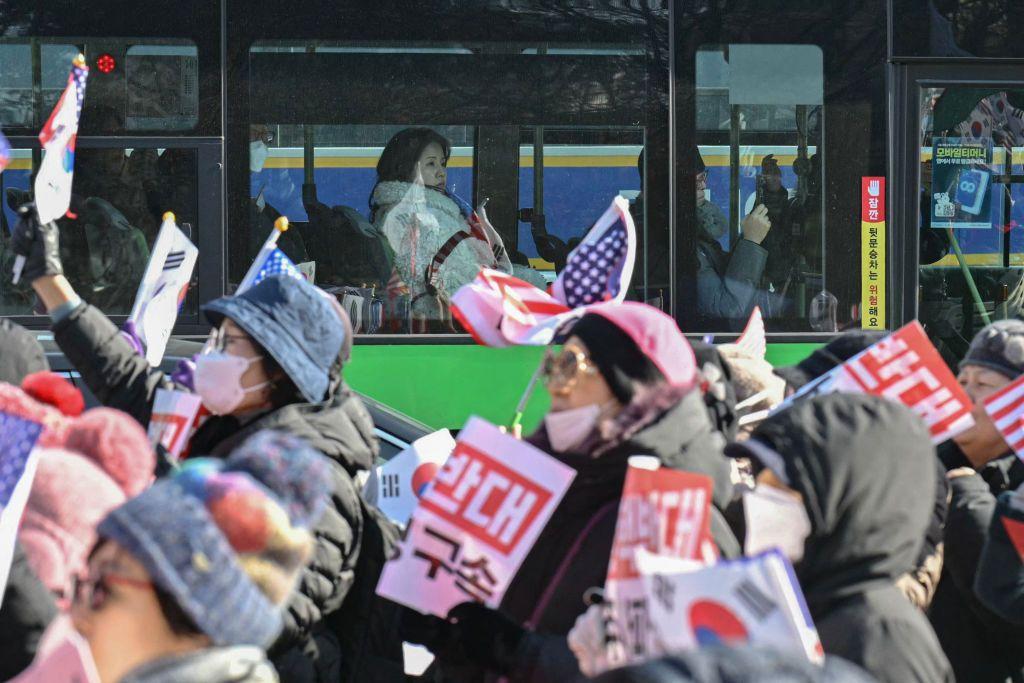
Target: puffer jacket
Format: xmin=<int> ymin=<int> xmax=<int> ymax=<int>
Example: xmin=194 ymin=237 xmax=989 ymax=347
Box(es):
xmin=929 ymin=444 xmax=1024 ymax=683
xmin=372 ymin=181 xmax=507 ymax=303
xmin=742 ymin=395 xmax=952 ymax=683
xmin=51 ymin=303 xmax=381 ymax=683
xmin=431 ymin=384 xmax=740 ymax=683
xmin=120 ymin=646 xmax=278 ymax=683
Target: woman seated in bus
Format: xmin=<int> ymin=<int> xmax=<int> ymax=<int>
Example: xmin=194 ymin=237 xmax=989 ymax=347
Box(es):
xmin=370 ymin=127 xmax=512 ymax=332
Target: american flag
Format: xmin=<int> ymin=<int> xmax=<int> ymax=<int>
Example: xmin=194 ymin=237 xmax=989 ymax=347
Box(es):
xmin=735 ymin=307 xmax=766 ymax=359
xmin=552 ymin=196 xmax=636 ymax=309
xmin=34 ymin=54 xmax=88 ymax=225
xmin=236 ymin=246 xmax=304 ymax=294
xmin=0 ymin=411 xmax=44 ymax=607
xmin=984 ymin=374 xmax=1024 ymax=459
xmin=0 ymin=129 xmax=11 ymax=174
xmin=451 ymin=269 xmax=571 ymax=347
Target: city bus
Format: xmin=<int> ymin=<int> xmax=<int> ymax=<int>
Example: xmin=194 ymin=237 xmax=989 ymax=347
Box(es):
xmin=0 ymin=0 xmax=1020 ymax=429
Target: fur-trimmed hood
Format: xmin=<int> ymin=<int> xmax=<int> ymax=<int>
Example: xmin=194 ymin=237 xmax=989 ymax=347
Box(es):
xmin=371 ymin=181 xmax=464 ymax=223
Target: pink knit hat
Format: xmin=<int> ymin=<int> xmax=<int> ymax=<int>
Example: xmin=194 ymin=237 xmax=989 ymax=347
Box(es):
xmin=19 ymin=448 xmax=127 ymax=601
xmin=64 ymin=408 xmax=155 ymax=497
xmin=584 ymin=301 xmax=697 ymax=391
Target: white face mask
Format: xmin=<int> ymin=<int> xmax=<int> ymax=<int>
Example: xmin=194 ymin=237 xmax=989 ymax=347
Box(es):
xmin=544 ymin=403 xmax=607 ymax=453
xmin=742 ymin=484 xmax=812 ymax=562
xmin=194 ymin=352 xmax=270 ymax=415
xmin=250 ymin=140 xmax=269 ymax=173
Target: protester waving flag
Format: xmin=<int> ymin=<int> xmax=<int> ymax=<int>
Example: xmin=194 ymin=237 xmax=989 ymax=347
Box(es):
xmin=452 ymin=195 xmax=636 ymax=346
xmin=984 ymin=373 xmax=1024 ymax=459
xmin=0 ymin=411 xmax=44 ymax=608
xmin=0 ymin=128 xmax=12 ymax=174
xmin=34 ymin=54 xmax=88 ymax=225
xmin=236 ymin=216 xmax=304 ymax=293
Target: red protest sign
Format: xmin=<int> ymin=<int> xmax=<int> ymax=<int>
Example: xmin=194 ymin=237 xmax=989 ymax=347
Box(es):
xmin=836 ymin=321 xmax=973 ymax=443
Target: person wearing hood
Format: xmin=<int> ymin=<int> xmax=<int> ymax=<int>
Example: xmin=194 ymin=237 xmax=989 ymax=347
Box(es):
xmin=694 ymin=149 xmax=772 ymax=327
xmin=64 ymin=430 xmax=330 ymax=683
xmin=929 ymin=319 xmax=1024 ymax=682
xmin=11 ymin=203 xmax=383 ymax=682
xmin=370 ymin=127 xmax=512 ymax=332
xmin=724 ymin=394 xmax=952 ymax=683
xmin=406 ymin=301 xmax=740 ymax=682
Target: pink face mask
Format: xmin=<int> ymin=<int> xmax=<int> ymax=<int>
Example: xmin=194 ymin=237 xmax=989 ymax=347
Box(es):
xmin=193 ymin=352 xmax=269 ymax=415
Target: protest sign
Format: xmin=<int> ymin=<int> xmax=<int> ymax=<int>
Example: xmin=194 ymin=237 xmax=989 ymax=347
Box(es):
xmin=147 ymin=389 xmax=204 ymax=461
xmin=638 ymin=549 xmax=823 ymax=664
xmin=0 ymin=412 xmax=44 ymax=608
xmin=930 ymin=137 xmax=993 ymax=229
xmin=127 ymin=213 xmax=198 ymax=366
xmin=603 ymin=457 xmax=716 ymax=668
xmin=376 ymin=417 xmax=574 ymax=617
xmin=773 ymin=321 xmax=973 ymax=443
xmin=366 ymin=429 xmax=455 ymax=526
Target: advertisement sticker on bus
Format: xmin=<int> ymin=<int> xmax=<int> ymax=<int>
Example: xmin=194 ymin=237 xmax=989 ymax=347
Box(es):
xmin=930 ymin=137 xmax=993 ymax=230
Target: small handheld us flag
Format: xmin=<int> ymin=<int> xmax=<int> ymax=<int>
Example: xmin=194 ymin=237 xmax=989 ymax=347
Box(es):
xmin=236 ymin=216 xmax=305 ymax=293
xmin=0 ymin=411 xmax=44 ymax=608
xmin=984 ymin=374 xmax=1024 ymax=460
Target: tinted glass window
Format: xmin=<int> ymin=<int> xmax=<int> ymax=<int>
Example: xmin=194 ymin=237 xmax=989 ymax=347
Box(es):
xmin=892 ymin=0 xmax=1024 ymax=59
xmin=0 ymin=146 xmax=199 ymax=316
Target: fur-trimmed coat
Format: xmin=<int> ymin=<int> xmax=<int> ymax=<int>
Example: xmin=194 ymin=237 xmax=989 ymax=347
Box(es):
xmin=371 ymin=182 xmax=509 ymax=303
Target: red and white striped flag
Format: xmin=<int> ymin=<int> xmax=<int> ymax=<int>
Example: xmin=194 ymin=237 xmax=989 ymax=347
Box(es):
xmin=984 ymin=374 xmax=1024 ymax=458
xmin=735 ymin=307 xmax=766 ymax=360
xmin=451 ymin=269 xmax=571 ymax=347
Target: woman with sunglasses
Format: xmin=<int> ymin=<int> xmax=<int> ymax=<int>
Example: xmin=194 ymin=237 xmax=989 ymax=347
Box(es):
xmin=411 ymin=301 xmax=740 ymax=682
xmin=65 ymin=431 xmax=330 ymax=683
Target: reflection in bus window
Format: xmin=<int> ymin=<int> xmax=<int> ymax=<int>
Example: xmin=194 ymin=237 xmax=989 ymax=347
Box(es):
xmin=694 ymin=45 xmax=827 ymax=332
xmin=0 ymin=147 xmax=198 ymax=316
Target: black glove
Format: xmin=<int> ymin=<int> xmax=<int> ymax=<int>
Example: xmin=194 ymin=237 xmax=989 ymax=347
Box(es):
xmin=441 ymin=601 xmax=528 ymax=674
xmin=10 ymin=202 xmax=63 ymax=283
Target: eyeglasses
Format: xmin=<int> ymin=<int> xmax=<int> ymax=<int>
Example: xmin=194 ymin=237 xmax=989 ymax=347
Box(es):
xmin=541 ymin=346 xmax=597 ymax=393
xmin=73 ymin=572 xmax=153 ymax=611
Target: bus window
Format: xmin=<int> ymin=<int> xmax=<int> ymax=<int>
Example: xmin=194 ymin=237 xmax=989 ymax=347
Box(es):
xmin=918 ymin=86 xmax=1024 ymax=365
xmin=0 ymin=147 xmax=199 ymax=316
xmin=693 ymin=44 xmax=826 ymax=332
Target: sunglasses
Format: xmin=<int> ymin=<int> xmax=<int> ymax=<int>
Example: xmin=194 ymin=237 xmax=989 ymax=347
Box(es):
xmin=541 ymin=346 xmax=597 ymax=392
xmin=73 ymin=571 xmax=153 ymax=611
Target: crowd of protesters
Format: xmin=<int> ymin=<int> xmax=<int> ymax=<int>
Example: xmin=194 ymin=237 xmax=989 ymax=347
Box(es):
xmin=0 ymin=197 xmax=1023 ymax=683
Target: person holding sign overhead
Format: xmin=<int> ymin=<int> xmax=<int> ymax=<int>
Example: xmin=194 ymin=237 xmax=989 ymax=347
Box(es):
xmin=405 ymin=301 xmax=739 ymax=682
xmin=8 ymin=204 xmax=390 ymax=682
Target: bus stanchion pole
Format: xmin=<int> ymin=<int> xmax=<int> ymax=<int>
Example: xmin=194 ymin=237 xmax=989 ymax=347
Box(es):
xmin=946 ymin=227 xmax=991 ymax=326
xmin=509 ymin=363 xmax=544 ymax=439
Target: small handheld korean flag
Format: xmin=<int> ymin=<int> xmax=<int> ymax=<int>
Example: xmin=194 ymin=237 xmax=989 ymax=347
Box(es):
xmin=365 ymin=429 xmax=456 ymax=526
xmin=127 ymin=212 xmax=198 ymax=366
xmin=0 ymin=411 xmax=45 ymax=609
xmin=638 ymin=549 xmax=824 ymax=664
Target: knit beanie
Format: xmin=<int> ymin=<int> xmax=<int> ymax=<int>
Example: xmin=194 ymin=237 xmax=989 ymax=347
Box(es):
xmin=21 ymin=372 xmax=85 ymax=417
xmin=97 ymin=430 xmax=331 ymax=648
xmin=568 ymin=313 xmax=665 ymax=404
xmin=774 ymin=329 xmax=888 ymax=390
xmin=0 ymin=383 xmax=69 ymax=448
xmin=64 ymin=408 xmax=155 ymax=498
xmin=960 ymin=319 xmax=1024 ymax=380
xmin=19 ymin=448 xmax=127 ymax=599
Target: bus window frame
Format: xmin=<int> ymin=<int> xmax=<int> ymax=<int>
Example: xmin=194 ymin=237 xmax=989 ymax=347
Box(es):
xmin=1 ymin=135 xmax=224 ymax=335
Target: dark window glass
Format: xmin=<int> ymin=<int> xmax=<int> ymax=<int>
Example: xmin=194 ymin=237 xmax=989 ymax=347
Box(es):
xmin=893 ymin=0 xmax=1024 ymax=59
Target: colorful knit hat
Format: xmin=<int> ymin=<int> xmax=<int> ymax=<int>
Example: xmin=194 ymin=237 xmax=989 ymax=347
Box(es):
xmin=97 ymin=430 xmax=331 ymax=647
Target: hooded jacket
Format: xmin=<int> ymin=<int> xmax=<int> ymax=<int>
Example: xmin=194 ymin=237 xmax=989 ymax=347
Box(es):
xmin=975 ymin=489 xmax=1024 ymax=625
xmin=120 ymin=646 xmax=278 ymax=683
xmin=738 ymin=394 xmax=952 ymax=683
xmin=51 ymin=303 xmax=382 ymax=683
xmin=928 ymin=446 xmax=1024 ymax=683
xmin=473 ymin=385 xmax=740 ymax=683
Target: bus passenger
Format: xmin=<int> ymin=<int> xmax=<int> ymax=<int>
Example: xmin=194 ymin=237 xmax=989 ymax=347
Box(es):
xmin=694 ymin=148 xmax=772 ymax=328
xmin=370 ymin=128 xmax=511 ymax=332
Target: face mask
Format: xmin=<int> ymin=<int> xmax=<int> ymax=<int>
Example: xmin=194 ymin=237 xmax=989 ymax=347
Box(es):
xmin=544 ymin=403 xmax=607 ymax=453
xmin=742 ymin=484 xmax=811 ymax=562
xmin=194 ymin=352 xmax=269 ymax=415
xmin=250 ymin=140 xmax=269 ymax=173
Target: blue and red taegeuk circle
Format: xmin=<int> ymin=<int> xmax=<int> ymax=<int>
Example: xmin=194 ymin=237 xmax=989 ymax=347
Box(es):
xmin=688 ymin=599 xmax=749 ymax=646
xmin=411 ymin=462 xmax=440 ymax=498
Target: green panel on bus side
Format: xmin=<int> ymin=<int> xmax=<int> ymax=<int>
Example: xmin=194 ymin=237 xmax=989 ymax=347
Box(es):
xmin=346 ymin=342 xmax=822 ymax=430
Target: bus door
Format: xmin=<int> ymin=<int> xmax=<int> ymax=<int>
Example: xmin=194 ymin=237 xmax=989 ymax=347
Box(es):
xmin=896 ymin=64 xmax=1024 ymax=366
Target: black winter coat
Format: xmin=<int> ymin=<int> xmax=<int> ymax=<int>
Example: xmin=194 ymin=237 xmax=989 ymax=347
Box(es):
xmin=443 ymin=385 xmax=740 ymax=683
xmin=929 ymin=444 xmax=1024 ymax=683
xmin=975 ymin=489 xmax=1024 ymax=625
xmin=0 ymin=542 xmax=57 ymax=680
xmin=52 ymin=303 xmax=381 ymax=683
xmin=743 ymin=395 xmax=953 ymax=683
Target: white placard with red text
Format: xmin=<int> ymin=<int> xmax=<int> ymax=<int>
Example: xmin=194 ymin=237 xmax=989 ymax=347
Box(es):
xmin=602 ymin=457 xmax=717 ymax=671
xmin=774 ymin=321 xmax=973 ymax=443
xmin=147 ymin=388 xmax=204 ymax=460
xmin=375 ymin=417 xmax=575 ymax=617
